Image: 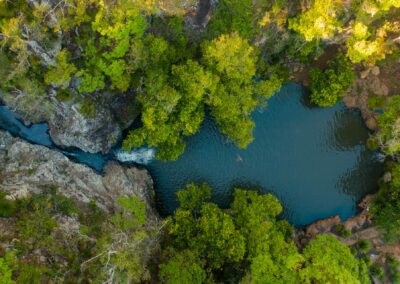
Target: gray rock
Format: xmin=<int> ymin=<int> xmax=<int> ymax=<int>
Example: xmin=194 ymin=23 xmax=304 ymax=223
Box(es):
xmin=48 ymin=99 xmax=122 ymax=153
xmin=0 ymin=130 xmax=156 ymax=218
xmin=0 ymin=89 xmax=137 ymax=153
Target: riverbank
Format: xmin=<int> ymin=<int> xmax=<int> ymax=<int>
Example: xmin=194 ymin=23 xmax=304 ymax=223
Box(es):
xmin=292 ymin=46 xmax=400 ymax=133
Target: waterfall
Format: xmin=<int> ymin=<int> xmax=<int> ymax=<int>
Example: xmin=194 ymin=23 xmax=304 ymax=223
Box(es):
xmin=115 ymin=147 xmax=156 ymax=165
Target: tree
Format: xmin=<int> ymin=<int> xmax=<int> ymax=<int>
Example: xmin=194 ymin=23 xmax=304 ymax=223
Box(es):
xmin=203 ymin=33 xmax=281 ymax=148
xmin=44 ymin=49 xmax=77 ymax=88
xmin=207 ymin=0 xmax=256 ymax=39
xmin=159 ymin=249 xmax=206 ymax=284
xmin=309 ymin=55 xmax=355 ymax=107
xmin=289 ymin=0 xmax=340 ymax=42
xmin=232 ymin=190 xmax=303 ymax=283
xmin=372 ymin=163 xmax=400 ymax=242
xmin=371 ymin=96 xmax=400 ymax=156
xmin=300 ymin=235 xmax=368 ymax=283
xmin=346 ymin=20 xmax=400 ymax=65
xmin=123 ymin=59 xmax=218 ymax=160
xmin=167 ymin=184 xmax=246 ymax=270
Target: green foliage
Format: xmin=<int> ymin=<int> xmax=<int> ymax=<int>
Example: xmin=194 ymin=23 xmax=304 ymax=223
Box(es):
xmin=372 ymin=163 xmax=400 ymax=242
xmin=123 ymin=31 xmax=281 ymax=160
xmin=161 ymin=184 xmax=368 ymax=283
xmin=203 ymin=33 xmax=281 ymax=148
xmin=111 ymin=195 xmax=146 ymax=230
xmin=356 ymin=239 xmax=371 ymax=253
xmin=367 ymin=96 xmax=386 ymax=110
xmin=388 ymin=256 xmax=400 ymax=284
xmin=371 ymin=96 xmax=400 ymax=156
xmin=176 ymin=182 xmax=211 ymax=212
xmin=44 ymin=49 xmax=77 ymax=87
xmin=16 ymin=263 xmax=49 ymax=284
xmin=300 ymin=234 xmax=368 ymax=283
xmin=289 ymin=0 xmax=341 ymax=42
xmin=0 ymin=193 xmax=17 ymax=217
xmin=234 ymin=190 xmax=303 ymax=284
xmin=0 ymin=251 xmax=15 ymax=284
xmin=123 ymin=58 xmax=218 ymax=160
xmin=333 ymin=223 xmax=352 ymax=238
xmin=0 ymin=190 xmax=154 ymax=283
xmin=79 ymin=96 xmax=96 ymax=118
xmin=309 ymin=55 xmax=355 ymax=107
xmin=159 ymin=250 xmax=206 ymax=284
xmin=207 ymin=0 xmax=255 ymax=39
xmin=370 ymin=263 xmax=385 ymax=281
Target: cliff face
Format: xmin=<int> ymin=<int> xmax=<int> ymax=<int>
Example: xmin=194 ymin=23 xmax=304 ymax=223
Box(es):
xmin=0 ymin=89 xmax=137 ymax=154
xmin=0 ymin=130 xmax=161 ymax=282
xmin=0 ymin=130 xmax=156 ymax=216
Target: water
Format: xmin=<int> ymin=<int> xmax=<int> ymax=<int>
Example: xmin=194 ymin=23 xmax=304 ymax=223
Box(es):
xmin=145 ymin=84 xmax=383 ymax=226
xmin=115 ymin=148 xmax=156 ymax=164
xmin=0 ymin=105 xmax=109 ymax=172
xmin=0 ymin=84 xmax=383 ymax=226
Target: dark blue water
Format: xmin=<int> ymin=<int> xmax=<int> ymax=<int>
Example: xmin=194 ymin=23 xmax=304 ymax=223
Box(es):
xmin=0 ymin=106 xmax=109 ymax=171
xmin=146 ymin=84 xmax=383 ymax=225
xmin=0 ymin=84 xmax=383 ymax=226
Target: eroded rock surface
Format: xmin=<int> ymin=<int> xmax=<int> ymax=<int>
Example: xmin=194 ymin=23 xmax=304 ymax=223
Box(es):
xmin=0 ymin=130 xmax=156 ymax=216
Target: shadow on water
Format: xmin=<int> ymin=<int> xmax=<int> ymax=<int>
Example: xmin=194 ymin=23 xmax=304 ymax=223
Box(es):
xmin=337 ymin=149 xmax=384 ymax=198
xmin=0 ymin=84 xmax=384 ymax=227
xmin=146 ymin=83 xmax=384 ymax=226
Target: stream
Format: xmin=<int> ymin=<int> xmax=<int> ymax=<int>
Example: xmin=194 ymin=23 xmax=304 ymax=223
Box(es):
xmin=0 ymin=84 xmax=384 ymax=226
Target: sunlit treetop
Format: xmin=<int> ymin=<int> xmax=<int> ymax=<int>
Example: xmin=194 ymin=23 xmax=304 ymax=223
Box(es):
xmin=288 ymin=0 xmax=341 ymax=42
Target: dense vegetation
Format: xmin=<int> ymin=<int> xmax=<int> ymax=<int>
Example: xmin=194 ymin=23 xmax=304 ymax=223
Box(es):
xmin=0 ymin=189 xmax=158 ymax=283
xmin=1 ymin=0 xmax=400 ymax=283
xmin=0 ymin=185 xmax=379 ymax=283
xmin=309 ymin=55 xmax=355 ymax=107
xmin=158 ymin=183 xmax=370 ymax=283
xmin=0 ymin=0 xmax=399 ymax=158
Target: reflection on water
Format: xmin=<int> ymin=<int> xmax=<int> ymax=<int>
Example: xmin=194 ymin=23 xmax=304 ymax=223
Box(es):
xmin=0 ymin=84 xmax=384 ymax=226
xmin=146 ymin=84 xmax=383 ymax=226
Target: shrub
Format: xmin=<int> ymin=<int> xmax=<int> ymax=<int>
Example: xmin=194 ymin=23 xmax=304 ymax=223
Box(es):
xmin=388 ymin=257 xmax=400 ymax=284
xmin=370 ymin=263 xmax=385 ymax=281
xmin=333 ymin=224 xmax=352 ymax=237
xmin=0 ymin=193 xmax=17 ymax=218
xmin=356 ymin=239 xmax=371 ymax=253
xmin=309 ymin=55 xmax=355 ymax=107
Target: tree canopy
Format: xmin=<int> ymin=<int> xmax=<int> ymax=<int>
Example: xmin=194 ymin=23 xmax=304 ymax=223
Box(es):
xmin=159 ymin=183 xmax=369 ymax=283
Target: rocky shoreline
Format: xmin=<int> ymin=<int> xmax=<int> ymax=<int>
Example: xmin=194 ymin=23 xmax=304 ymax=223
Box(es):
xmin=0 ymin=129 xmax=158 ymax=218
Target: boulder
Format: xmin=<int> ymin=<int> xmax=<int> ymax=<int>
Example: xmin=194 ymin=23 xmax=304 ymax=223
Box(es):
xmin=305 ymin=215 xmax=341 ymax=236
xmin=371 ymin=66 xmax=380 ymax=76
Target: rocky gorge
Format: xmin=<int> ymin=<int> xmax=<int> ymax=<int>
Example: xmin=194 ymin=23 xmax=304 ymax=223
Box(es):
xmin=0 ymin=129 xmax=160 ymax=279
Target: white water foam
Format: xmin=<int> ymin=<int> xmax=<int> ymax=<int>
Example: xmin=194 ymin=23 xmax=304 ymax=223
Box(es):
xmin=115 ymin=147 xmax=156 ymax=165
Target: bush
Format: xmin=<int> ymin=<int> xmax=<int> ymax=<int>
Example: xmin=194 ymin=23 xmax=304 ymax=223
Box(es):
xmin=309 ymin=55 xmax=355 ymax=107
xmin=356 ymin=239 xmax=371 ymax=253
xmin=388 ymin=257 xmax=400 ymax=284
xmin=372 ymin=163 xmax=400 ymax=242
xmin=333 ymin=224 xmax=352 ymax=237
xmin=0 ymin=193 xmax=17 ymax=218
xmin=79 ymin=96 xmax=96 ymax=118
xmin=370 ymin=263 xmax=385 ymax=281
xmin=367 ymin=96 xmax=386 ymax=110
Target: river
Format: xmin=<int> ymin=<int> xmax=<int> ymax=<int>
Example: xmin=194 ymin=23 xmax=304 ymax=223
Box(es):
xmin=0 ymin=83 xmax=383 ymax=226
